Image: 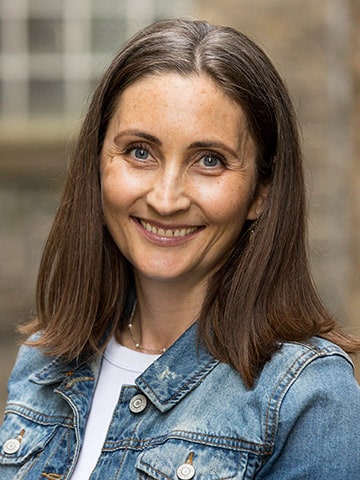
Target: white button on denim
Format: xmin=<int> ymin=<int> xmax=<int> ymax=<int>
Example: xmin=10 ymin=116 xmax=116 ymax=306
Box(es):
xmin=3 ymin=438 xmax=21 ymax=455
xmin=129 ymin=394 xmax=147 ymax=413
xmin=177 ymin=463 xmax=195 ymax=480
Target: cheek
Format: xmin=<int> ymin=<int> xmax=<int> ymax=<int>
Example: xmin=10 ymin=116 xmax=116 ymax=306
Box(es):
xmin=101 ymin=178 xmax=122 ymax=213
xmin=196 ymin=179 xmax=254 ymax=226
xmin=101 ymin=168 xmax=141 ymax=214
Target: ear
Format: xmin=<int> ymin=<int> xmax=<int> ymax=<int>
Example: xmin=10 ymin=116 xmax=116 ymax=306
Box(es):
xmin=246 ymin=182 xmax=270 ymax=221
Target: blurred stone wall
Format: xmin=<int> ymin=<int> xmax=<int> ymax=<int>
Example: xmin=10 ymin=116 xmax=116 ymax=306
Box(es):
xmin=0 ymin=135 xmax=66 ymax=415
xmin=349 ymin=0 xmax=360 ymax=333
xmin=1 ymin=0 xmax=359 ymax=415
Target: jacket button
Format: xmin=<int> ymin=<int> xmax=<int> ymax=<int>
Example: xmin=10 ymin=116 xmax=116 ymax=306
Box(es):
xmin=129 ymin=394 xmax=147 ymax=413
xmin=3 ymin=438 xmax=21 ymax=455
xmin=177 ymin=463 xmax=195 ymax=480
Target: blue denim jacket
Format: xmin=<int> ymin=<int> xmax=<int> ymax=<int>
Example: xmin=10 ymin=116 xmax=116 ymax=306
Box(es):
xmin=1 ymin=324 xmax=360 ymax=479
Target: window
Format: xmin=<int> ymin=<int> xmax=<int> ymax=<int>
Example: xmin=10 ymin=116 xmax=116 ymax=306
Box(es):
xmin=0 ymin=0 xmax=191 ymax=121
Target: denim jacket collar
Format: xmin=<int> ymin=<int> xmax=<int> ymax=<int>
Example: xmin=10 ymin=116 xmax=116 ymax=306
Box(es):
xmin=136 ymin=324 xmax=219 ymax=412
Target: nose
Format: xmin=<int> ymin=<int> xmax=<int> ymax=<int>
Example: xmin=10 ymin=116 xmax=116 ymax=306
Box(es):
xmin=146 ymin=164 xmax=191 ymax=215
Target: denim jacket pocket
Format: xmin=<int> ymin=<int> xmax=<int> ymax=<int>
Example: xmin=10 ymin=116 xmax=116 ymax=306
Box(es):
xmin=136 ymin=439 xmax=255 ymax=480
xmin=0 ymin=411 xmax=60 ymax=467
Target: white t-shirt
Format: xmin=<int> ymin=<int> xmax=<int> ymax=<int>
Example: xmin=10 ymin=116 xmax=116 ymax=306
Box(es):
xmin=70 ymin=337 xmax=159 ymax=479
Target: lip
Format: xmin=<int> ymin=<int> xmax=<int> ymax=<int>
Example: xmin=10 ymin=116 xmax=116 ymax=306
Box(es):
xmin=132 ymin=217 xmax=204 ymax=245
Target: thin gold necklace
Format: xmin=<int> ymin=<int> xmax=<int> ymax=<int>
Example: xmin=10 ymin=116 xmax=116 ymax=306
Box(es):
xmin=128 ymin=301 xmax=166 ymax=354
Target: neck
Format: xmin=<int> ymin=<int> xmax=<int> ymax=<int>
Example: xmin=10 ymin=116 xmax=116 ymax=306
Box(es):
xmin=120 ymin=276 xmax=207 ymax=352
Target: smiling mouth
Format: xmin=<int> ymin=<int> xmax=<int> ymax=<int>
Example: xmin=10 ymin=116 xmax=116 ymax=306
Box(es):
xmin=139 ymin=219 xmax=201 ymax=238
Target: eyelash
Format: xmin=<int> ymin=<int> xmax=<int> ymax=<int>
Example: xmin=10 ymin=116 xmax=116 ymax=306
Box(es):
xmin=121 ymin=142 xmax=150 ymax=158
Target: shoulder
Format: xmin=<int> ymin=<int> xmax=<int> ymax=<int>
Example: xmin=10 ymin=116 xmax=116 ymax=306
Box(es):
xmin=278 ymin=335 xmax=353 ymax=363
xmin=5 ymin=335 xmax=63 ymax=406
xmin=257 ymin=337 xmax=360 ymax=440
xmin=254 ymin=338 xmax=360 ymax=477
xmin=8 ymin=334 xmax=57 ymax=386
xmin=3 ymin=335 xmax=102 ymax=424
xmin=209 ymin=337 xmax=355 ymax=410
xmin=259 ymin=337 xmax=356 ymax=411
xmin=264 ymin=336 xmax=354 ymax=386
xmin=6 ymin=334 xmax=99 ymax=408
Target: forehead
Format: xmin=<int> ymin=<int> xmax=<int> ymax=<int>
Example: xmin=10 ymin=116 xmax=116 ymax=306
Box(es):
xmin=107 ymin=73 xmax=250 ymax=144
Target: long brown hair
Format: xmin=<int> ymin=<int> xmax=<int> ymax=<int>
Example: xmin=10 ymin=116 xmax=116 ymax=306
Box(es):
xmin=21 ymin=19 xmax=359 ymax=386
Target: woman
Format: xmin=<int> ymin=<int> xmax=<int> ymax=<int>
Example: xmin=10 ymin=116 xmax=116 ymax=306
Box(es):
xmin=1 ymin=19 xmax=359 ymax=479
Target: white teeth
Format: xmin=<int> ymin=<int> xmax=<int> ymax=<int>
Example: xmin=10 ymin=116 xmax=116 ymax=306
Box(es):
xmin=140 ymin=220 xmax=197 ymax=238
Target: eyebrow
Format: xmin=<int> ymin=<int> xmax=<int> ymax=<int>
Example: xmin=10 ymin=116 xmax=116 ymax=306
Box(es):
xmin=188 ymin=141 xmax=239 ymax=159
xmin=113 ymin=130 xmax=162 ymax=146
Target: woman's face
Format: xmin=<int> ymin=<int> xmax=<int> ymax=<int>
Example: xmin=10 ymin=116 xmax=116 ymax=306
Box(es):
xmin=100 ymin=73 xmax=266 ymax=285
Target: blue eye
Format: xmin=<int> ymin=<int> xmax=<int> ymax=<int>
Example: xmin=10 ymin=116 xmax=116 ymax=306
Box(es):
xmin=201 ymin=154 xmax=222 ymax=168
xmin=133 ymin=147 xmax=149 ymax=160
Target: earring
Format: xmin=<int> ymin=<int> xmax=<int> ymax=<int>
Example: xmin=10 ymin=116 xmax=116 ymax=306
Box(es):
xmin=249 ymin=218 xmax=259 ymax=240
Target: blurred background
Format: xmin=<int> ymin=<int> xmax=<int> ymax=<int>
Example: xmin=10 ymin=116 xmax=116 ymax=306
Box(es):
xmin=1 ymin=0 xmax=359 ymax=415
